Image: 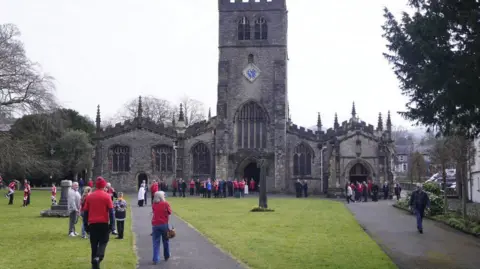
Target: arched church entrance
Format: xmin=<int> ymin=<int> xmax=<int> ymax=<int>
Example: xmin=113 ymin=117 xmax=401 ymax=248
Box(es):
xmin=243 ymin=161 xmax=260 ymax=191
xmin=349 ymin=163 xmax=369 ymax=185
xmin=137 ymin=173 xmax=148 ymax=190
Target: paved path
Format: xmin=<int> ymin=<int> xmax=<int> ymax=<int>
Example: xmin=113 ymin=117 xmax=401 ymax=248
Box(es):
xmin=347 ymin=200 xmax=480 ymax=269
xmin=131 ymin=197 xmax=245 ymax=269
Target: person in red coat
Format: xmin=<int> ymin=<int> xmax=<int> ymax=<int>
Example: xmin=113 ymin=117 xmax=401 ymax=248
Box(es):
xmin=83 ymin=177 xmax=115 ymax=269
xmin=150 ymin=180 xmax=159 ymax=204
xmin=88 ymin=179 xmax=94 ymax=188
xmin=239 ymin=180 xmax=245 ymax=197
xmin=233 ymin=179 xmax=239 ymax=196
xmin=172 ymin=179 xmax=178 ymax=197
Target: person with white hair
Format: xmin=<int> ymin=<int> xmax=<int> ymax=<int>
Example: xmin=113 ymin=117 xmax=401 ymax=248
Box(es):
xmin=68 ymin=181 xmax=81 ymax=237
xmin=138 ymin=183 xmax=146 ymax=207
xmin=151 ymin=191 xmax=171 ymax=264
xmin=409 ymin=183 xmax=431 ymax=234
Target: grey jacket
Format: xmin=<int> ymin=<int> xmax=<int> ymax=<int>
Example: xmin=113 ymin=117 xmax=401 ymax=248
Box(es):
xmin=67 ymin=189 xmax=81 ymax=212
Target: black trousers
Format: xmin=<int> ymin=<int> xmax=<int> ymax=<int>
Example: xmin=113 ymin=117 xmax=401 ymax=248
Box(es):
xmin=181 ymin=189 xmax=186 ymax=197
xmin=207 ymin=190 xmax=211 ymax=198
xmin=172 ymin=188 xmax=177 ymax=197
xmin=144 ymin=193 xmax=147 ymax=205
xmin=89 ymin=223 xmax=110 ymax=264
xmin=346 ymin=195 xmax=355 ymax=203
xmin=190 ymin=188 xmax=194 ymax=196
xmin=8 ymin=193 xmax=14 ymax=204
xmin=116 ymin=220 xmax=125 ymax=239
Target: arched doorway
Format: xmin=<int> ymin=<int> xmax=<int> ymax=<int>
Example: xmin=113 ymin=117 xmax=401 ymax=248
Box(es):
xmin=244 ymin=162 xmax=260 ymax=190
xmin=137 ymin=173 xmax=148 ymax=190
xmin=349 ymin=163 xmax=368 ymax=184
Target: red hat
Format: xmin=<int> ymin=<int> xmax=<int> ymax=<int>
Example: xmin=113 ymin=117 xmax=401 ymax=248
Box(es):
xmin=96 ymin=177 xmax=107 ymax=189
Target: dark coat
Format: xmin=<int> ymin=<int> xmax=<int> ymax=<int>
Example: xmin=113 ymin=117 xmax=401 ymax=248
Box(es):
xmin=409 ymin=190 xmax=431 ymax=211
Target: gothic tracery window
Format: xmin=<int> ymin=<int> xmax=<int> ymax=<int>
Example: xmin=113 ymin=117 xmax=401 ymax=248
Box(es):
xmin=236 ymin=101 xmax=267 ymax=149
xmin=254 ymin=17 xmax=268 ymax=40
xmin=110 ymin=146 xmax=130 ymax=172
xmin=293 ymin=143 xmax=314 ymax=176
xmin=152 ymin=145 xmax=174 ymax=173
xmin=192 ymin=143 xmax=210 ymax=175
xmin=238 ymin=16 xmax=251 ymax=40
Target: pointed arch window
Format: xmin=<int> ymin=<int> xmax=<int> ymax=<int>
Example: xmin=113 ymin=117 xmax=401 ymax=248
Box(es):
xmin=254 ymin=17 xmax=268 ymax=40
xmin=152 ymin=145 xmax=174 ymax=173
xmin=236 ymin=101 xmax=267 ymax=149
xmin=110 ymin=146 xmax=130 ymax=172
xmin=238 ymin=16 xmax=251 ymax=40
xmin=192 ymin=143 xmax=210 ymax=175
xmin=293 ymin=143 xmax=314 ymax=176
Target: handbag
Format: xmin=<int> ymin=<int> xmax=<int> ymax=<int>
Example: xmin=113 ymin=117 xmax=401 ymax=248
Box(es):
xmin=165 ymin=206 xmax=176 ymax=239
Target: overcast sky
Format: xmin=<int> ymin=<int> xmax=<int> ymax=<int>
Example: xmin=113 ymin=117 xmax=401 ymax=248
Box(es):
xmin=0 ymin=0 xmax=413 ymax=130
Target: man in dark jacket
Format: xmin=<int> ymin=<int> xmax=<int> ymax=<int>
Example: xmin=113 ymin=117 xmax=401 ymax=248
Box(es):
xmin=295 ymin=179 xmax=302 ymax=198
xmin=409 ymin=183 xmax=430 ymax=234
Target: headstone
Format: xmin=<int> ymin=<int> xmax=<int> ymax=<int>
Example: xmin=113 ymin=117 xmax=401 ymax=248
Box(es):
xmin=40 ymin=180 xmax=72 ymax=217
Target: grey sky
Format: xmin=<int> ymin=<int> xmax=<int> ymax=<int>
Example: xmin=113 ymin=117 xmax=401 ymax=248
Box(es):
xmin=0 ymin=0 xmax=412 ymax=130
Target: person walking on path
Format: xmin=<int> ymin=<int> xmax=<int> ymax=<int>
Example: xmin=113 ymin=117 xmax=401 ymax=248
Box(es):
xmin=68 ymin=182 xmax=81 ymax=236
xmin=114 ymin=192 xmax=127 ymax=240
xmin=346 ymin=184 xmax=355 ymax=203
xmin=83 ymin=177 xmax=115 ymax=269
xmin=409 ymin=183 xmax=430 ymax=234
xmin=151 ymin=191 xmax=171 ymax=264
xmin=394 ymin=183 xmax=402 ymax=201
xmin=138 ymin=183 xmax=146 ymax=207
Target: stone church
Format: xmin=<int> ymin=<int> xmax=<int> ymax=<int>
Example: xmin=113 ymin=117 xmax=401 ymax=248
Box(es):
xmin=92 ymin=0 xmax=396 ymax=195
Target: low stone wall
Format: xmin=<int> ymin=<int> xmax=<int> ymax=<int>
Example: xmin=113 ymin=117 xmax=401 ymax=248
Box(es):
xmin=447 ymin=199 xmax=480 ymax=221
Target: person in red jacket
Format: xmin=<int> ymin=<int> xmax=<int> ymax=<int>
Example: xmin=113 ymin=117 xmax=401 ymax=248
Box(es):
xmin=151 ymin=191 xmax=171 ymax=264
xmin=189 ymin=179 xmax=195 ymax=196
xmin=239 ymin=180 xmax=245 ymax=197
xmin=87 ymin=179 xmax=94 ymax=188
xmin=233 ymin=179 xmax=239 ymax=196
xmin=171 ymin=179 xmax=178 ymax=197
xmin=83 ymin=177 xmax=114 ymax=269
xmin=150 ymin=180 xmax=159 ymax=204
xmin=6 ymin=181 xmax=16 ymax=205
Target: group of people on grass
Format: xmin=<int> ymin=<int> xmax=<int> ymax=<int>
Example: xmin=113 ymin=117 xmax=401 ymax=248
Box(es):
xmin=137 ymin=178 xmax=256 ymax=205
xmin=345 ymin=180 xmax=402 ymax=203
xmin=3 ymin=179 xmax=32 ymax=206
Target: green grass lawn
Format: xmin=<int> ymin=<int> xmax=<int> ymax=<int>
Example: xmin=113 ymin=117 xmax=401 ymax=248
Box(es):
xmin=170 ymin=197 xmax=397 ymax=269
xmin=0 ymin=189 xmax=136 ymax=269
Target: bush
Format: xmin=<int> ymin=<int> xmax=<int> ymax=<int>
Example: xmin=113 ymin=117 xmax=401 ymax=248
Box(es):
xmin=423 ymin=182 xmax=441 ymax=195
xmin=250 ymin=206 xmax=275 ymax=212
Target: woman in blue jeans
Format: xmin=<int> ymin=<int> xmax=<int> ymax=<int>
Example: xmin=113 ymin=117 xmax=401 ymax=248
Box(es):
xmin=151 ymin=191 xmax=171 ymax=264
xmin=80 ymin=186 xmax=92 ymax=239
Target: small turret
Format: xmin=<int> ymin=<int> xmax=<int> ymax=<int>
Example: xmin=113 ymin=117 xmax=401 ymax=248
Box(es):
xmin=351 ymin=102 xmax=356 ymax=118
xmin=317 ymin=112 xmax=322 ymax=132
xmin=334 ymin=113 xmax=339 ymax=130
xmin=377 ymin=112 xmax=383 ymax=131
xmin=386 ymin=111 xmax=392 ymax=132
xmin=95 ymin=105 xmax=101 ymax=132
xmin=137 ymin=96 xmax=143 ymax=118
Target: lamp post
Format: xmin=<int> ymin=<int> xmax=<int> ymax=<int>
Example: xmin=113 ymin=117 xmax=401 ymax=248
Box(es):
xmin=320 ymin=146 xmax=327 ymax=192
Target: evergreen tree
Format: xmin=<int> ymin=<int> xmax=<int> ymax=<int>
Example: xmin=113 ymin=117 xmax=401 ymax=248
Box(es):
xmin=382 ymin=0 xmax=480 ymax=137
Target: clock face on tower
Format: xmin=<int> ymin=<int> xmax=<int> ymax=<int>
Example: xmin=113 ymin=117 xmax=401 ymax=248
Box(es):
xmin=242 ymin=63 xmax=261 ymax=82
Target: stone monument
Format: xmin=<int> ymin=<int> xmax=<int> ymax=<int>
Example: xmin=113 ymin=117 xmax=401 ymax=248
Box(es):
xmin=40 ymin=180 xmax=72 ymax=217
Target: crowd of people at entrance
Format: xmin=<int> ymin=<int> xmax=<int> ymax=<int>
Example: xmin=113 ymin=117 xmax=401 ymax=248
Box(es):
xmin=345 ymin=180 xmax=402 ymax=203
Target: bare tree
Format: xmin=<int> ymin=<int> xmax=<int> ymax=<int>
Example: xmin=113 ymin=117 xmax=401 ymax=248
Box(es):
xmin=449 ymin=135 xmax=476 ymax=221
xmin=0 ymin=24 xmax=56 ymax=116
xmin=409 ymin=151 xmax=426 ymax=183
xmin=177 ymin=95 xmax=206 ymax=125
xmin=428 ymin=137 xmax=452 ymax=215
xmin=111 ymin=96 xmax=175 ymax=124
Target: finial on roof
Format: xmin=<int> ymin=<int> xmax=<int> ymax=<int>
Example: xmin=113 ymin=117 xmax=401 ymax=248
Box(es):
xmin=334 ymin=113 xmax=339 ymax=130
xmin=317 ymin=112 xmax=322 ymax=131
xmin=208 ymin=107 xmax=211 ymax=121
xmin=377 ymin=112 xmax=383 ymax=131
xmin=178 ymin=103 xmax=185 ymax=122
xmin=95 ymin=105 xmax=101 ymax=131
xmin=137 ymin=96 xmax=143 ymax=118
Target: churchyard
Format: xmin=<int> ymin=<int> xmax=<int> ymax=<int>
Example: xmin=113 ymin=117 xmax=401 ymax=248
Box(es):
xmin=169 ymin=197 xmax=396 ymax=269
xmin=0 ymin=190 xmax=136 ymax=269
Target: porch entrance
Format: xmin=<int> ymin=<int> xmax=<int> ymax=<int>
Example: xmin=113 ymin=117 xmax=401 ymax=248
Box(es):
xmin=349 ymin=163 xmax=368 ymax=185
xmin=243 ymin=162 xmax=260 ymax=191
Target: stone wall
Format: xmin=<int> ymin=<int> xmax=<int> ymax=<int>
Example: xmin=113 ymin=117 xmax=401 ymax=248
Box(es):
xmin=97 ymin=129 xmax=175 ymax=192
xmin=447 ymin=199 xmax=480 ymax=221
xmin=286 ymin=133 xmax=323 ymax=194
xmin=184 ymin=131 xmax=215 ymax=179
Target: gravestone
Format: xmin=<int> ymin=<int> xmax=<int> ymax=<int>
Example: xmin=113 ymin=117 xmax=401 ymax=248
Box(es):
xmin=40 ymin=180 xmax=72 ymax=217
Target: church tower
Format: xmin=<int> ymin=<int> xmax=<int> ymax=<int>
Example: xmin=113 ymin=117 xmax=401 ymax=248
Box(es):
xmin=216 ymin=0 xmax=288 ymax=191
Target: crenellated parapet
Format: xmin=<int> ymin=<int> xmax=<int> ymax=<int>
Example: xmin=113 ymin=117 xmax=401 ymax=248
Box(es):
xmin=96 ymin=117 xmax=176 ymax=140
xmin=287 ymin=124 xmax=319 ymax=141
